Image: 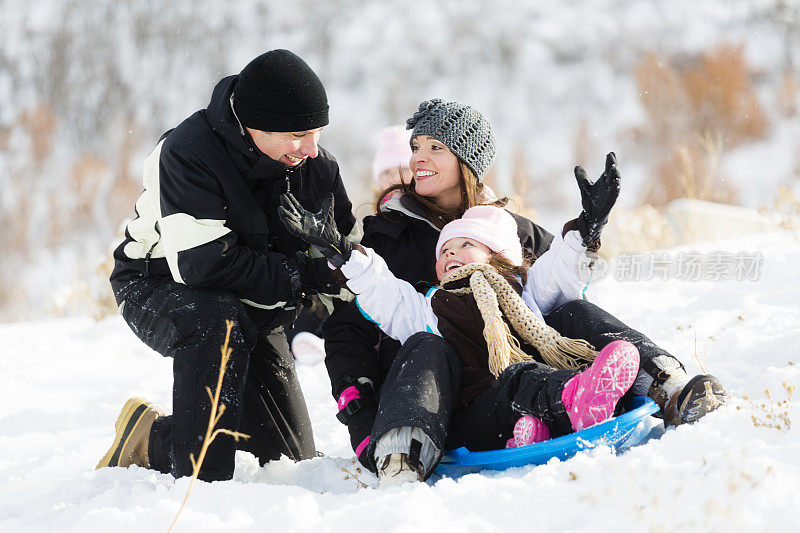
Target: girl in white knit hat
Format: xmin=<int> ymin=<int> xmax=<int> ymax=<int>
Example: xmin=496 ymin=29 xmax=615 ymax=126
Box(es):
xmin=280 ymin=195 xmax=639 ymax=485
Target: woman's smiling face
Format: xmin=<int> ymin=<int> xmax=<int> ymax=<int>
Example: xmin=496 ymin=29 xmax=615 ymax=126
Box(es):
xmin=409 ymin=135 xmax=462 ymax=208
xmin=435 ymin=237 xmax=492 ymax=281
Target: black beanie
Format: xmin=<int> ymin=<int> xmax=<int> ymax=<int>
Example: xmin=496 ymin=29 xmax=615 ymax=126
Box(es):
xmin=233 ymin=49 xmax=329 ymax=132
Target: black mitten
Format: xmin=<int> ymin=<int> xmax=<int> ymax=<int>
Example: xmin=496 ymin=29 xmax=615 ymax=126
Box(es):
xmin=285 ymin=253 xmax=341 ymax=300
xmin=279 ymin=193 xmax=353 ymax=268
xmin=574 ymin=152 xmax=621 ymax=248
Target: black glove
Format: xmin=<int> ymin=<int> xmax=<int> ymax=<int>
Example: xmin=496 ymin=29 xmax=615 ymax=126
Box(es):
xmin=574 ymin=152 xmax=621 ymax=248
xmin=285 ymin=253 xmax=341 ymax=303
xmin=336 ymin=378 xmax=378 ymax=473
xmin=278 ymin=192 xmax=353 ymax=268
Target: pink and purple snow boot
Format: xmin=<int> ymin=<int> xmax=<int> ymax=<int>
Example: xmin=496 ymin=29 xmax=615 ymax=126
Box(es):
xmin=561 ymin=340 xmax=640 ymax=431
xmin=505 ymin=416 xmax=551 ymax=448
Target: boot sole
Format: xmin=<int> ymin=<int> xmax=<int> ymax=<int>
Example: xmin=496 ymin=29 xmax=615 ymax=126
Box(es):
xmin=674 ymin=374 xmax=727 ymax=424
xmin=95 ymin=397 xmax=158 ymax=469
xmin=571 ymin=340 xmax=640 ymax=431
xmin=512 ymin=416 xmax=550 ymax=446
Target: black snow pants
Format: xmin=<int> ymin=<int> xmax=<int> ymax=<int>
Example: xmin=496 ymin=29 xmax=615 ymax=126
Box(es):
xmin=545 ymin=298 xmax=683 ymax=386
xmin=446 ymin=362 xmax=576 ymax=451
xmin=447 ymin=298 xmax=681 ymax=451
xmin=366 ymin=299 xmax=681 ymax=459
xmin=367 ymin=332 xmax=462 ymax=466
xmin=115 ymin=275 xmax=316 ymax=481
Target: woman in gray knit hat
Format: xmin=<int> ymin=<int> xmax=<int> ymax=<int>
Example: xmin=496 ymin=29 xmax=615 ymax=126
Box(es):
xmin=385 ymin=98 xmax=498 ymax=224
xmin=322 ymin=99 xmax=728 ymax=486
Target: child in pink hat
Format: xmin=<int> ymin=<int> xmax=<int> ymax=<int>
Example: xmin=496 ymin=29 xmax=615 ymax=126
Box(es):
xmin=372 ymin=125 xmax=413 ymax=192
xmin=280 ymin=196 xmax=639 ymax=472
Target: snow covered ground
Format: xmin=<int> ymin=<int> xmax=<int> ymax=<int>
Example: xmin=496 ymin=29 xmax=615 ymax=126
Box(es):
xmin=1 ymin=229 xmax=799 ymax=532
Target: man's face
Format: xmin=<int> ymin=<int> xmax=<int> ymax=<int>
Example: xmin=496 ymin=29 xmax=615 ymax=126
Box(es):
xmin=246 ymin=127 xmax=323 ymax=166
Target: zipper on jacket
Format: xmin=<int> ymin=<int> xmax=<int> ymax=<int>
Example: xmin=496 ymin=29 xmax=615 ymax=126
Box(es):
xmin=283 ymin=166 xmax=293 ymax=194
xmin=265 ymin=167 xmax=293 ymax=254
xmin=143 ymin=222 xmax=160 ymax=277
xmin=143 ymin=242 xmax=157 ymax=277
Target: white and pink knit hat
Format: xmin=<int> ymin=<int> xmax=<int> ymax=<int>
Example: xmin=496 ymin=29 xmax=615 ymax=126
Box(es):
xmin=435 ymin=205 xmax=523 ymax=266
xmin=372 ymin=125 xmax=412 ymax=185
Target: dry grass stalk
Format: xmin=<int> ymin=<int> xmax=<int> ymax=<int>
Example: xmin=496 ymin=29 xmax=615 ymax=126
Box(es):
xmin=773 ymin=180 xmax=800 ymax=235
xmin=510 ymin=147 xmax=529 ymax=208
xmin=168 ymin=320 xmax=250 ymax=533
xmin=693 ymin=326 xmax=708 ymax=375
xmin=45 ymin=152 xmax=110 ymax=247
xmin=682 ymin=46 xmax=767 ymax=145
xmin=41 ymin=253 xmax=118 ymax=320
xmin=636 ymin=46 xmax=767 ymax=207
xmin=740 ymin=383 xmax=795 ymax=432
xmin=598 ymin=205 xmax=677 ymax=257
xmin=2 ymin=103 xmax=150 ymax=320
xmin=19 ymin=103 xmax=56 ymax=168
xmin=341 ymin=458 xmax=369 ymax=490
xmin=778 ymin=72 xmax=799 ymax=117
xmin=71 ymin=154 xmax=108 ymax=226
xmin=0 ymin=180 xmax=32 ymax=259
xmin=0 ymin=178 xmax=34 ymax=319
xmin=91 ymin=255 xmax=119 ymax=320
xmin=108 ymin=114 xmax=148 ymax=224
xmin=505 ymin=146 xmax=542 ymax=223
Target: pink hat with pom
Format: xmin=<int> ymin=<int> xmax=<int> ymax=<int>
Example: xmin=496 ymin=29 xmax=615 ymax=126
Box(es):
xmin=372 ymin=125 xmax=412 ymax=185
xmin=436 ymin=206 xmax=523 ymax=266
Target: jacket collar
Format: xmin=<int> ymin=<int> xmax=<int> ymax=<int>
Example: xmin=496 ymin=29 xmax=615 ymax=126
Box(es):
xmin=380 ymin=187 xmax=503 ymax=233
xmin=204 ymin=75 xmax=307 ymax=180
xmin=205 ymin=76 xmax=252 ymax=157
xmin=380 ymin=194 xmax=442 ymax=232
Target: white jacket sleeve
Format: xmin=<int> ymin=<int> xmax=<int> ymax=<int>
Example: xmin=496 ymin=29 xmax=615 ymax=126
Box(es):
xmin=339 ymin=247 xmax=440 ymax=343
xmin=522 ymin=229 xmax=590 ymax=316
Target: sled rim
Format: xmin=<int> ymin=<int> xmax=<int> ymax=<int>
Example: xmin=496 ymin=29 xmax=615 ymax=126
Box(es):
xmin=436 ymin=396 xmax=659 ymax=474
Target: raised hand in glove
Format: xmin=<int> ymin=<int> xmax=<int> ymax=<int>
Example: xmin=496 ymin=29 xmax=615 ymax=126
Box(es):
xmin=278 ymin=192 xmax=353 ymax=268
xmin=574 ymin=152 xmax=621 ymax=248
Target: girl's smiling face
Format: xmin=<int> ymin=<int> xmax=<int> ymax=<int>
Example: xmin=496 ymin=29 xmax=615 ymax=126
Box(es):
xmin=409 ymin=135 xmax=462 ymax=208
xmin=435 ymin=237 xmax=492 ymax=281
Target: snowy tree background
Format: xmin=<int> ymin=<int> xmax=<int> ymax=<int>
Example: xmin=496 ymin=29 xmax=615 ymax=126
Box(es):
xmin=1 ymin=0 xmax=799 ymax=320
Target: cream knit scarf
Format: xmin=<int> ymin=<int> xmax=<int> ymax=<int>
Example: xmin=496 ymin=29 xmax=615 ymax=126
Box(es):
xmin=440 ymin=263 xmax=597 ymax=377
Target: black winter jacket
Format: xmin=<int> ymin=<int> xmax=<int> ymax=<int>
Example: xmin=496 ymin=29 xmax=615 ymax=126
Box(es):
xmin=323 ymin=195 xmax=553 ymax=452
xmin=111 ymin=76 xmax=355 ymax=329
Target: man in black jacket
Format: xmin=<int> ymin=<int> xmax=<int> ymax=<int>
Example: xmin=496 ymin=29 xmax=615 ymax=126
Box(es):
xmin=97 ymin=50 xmax=357 ymax=481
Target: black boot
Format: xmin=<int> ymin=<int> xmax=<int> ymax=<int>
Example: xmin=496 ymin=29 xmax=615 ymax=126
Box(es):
xmin=649 ymin=370 xmax=728 ymax=426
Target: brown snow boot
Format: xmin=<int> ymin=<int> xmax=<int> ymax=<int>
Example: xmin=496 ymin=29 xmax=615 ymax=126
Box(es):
xmin=96 ymin=397 xmax=164 ymax=470
xmin=649 ymin=373 xmax=728 ymax=426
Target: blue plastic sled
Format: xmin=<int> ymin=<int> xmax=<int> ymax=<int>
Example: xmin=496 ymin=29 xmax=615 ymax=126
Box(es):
xmin=435 ymin=396 xmax=660 ymax=477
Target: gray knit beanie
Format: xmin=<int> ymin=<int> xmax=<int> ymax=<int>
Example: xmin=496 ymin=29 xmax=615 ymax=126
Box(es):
xmin=405 ymin=99 xmax=496 ymax=182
